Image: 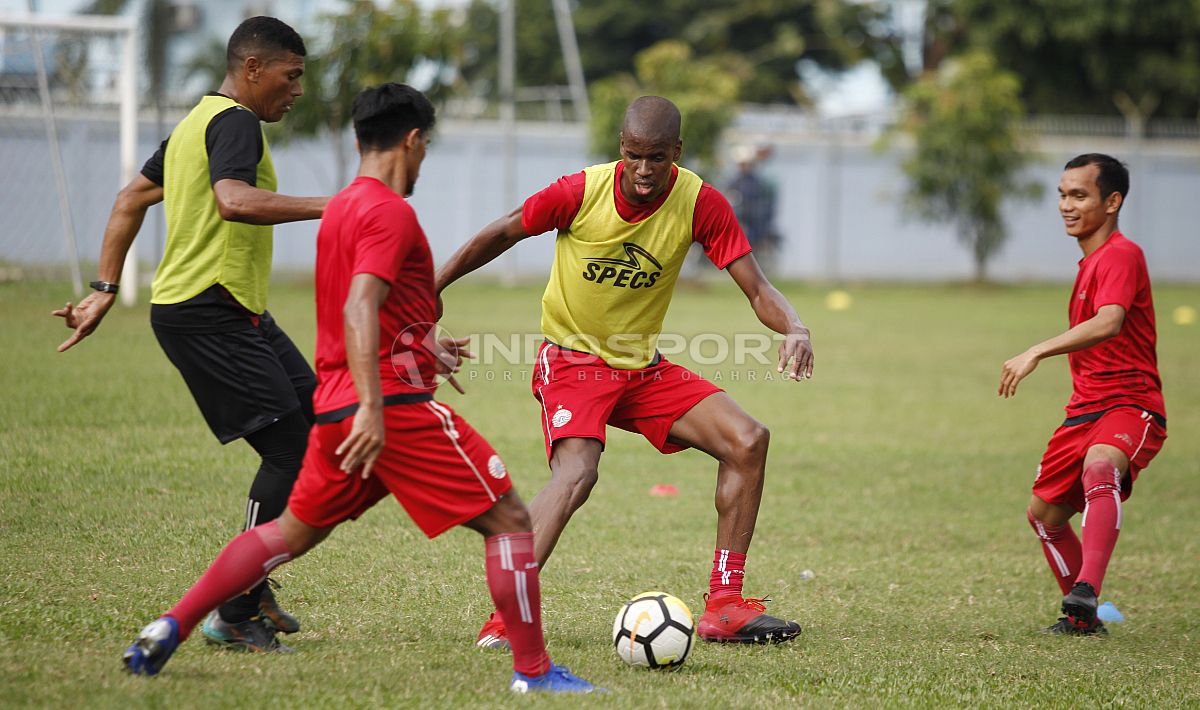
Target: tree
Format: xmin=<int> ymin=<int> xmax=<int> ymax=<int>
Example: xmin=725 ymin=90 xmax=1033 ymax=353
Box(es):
xmin=892 ymin=50 xmax=1040 ymax=282
xmin=588 ymin=41 xmax=746 ymax=173
xmin=672 ymin=0 xmax=890 ymax=104
xmin=454 ymin=0 xmax=894 ymax=106
xmin=178 ymin=1 xmax=462 ymax=189
xmin=180 ymin=35 xmax=227 ymax=90
xmin=453 ymin=0 xmax=569 ymax=102
xmin=63 ymin=0 xmax=171 ymax=108
xmin=928 ymin=0 xmax=1200 ymax=121
xmin=249 ymin=0 xmax=461 ymax=189
xmin=139 ymin=0 xmax=171 ymax=114
xmin=281 ymin=0 xmax=425 ymax=188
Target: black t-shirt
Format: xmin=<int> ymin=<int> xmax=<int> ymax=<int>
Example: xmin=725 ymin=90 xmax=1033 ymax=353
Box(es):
xmin=140 ymin=92 xmax=263 ymax=187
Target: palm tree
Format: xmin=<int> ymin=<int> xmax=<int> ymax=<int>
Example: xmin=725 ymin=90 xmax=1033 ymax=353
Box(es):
xmin=273 ymin=0 xmax=437 ymax=188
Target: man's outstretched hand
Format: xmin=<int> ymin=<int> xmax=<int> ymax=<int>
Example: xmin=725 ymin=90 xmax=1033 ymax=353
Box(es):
xmin=777 ymin=331 xmax=814 ymax=381
xmin=999 ymin=350 xmax=1040 ymax=398
xmin=52 ymin=291 xmax=116 ymax=352
xmin=433 ymin=335 xmax=474 ymax=394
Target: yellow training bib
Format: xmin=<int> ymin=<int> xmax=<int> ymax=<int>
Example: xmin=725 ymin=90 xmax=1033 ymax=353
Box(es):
xmin=152 ymin=95 xmax=277 ymax=313
xmin=540 ymin=161 xmax=702 ymax=368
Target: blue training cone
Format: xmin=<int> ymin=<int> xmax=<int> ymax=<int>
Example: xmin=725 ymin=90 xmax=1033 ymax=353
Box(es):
xmin=1097 ymin=601 xmax=1125 ymax=623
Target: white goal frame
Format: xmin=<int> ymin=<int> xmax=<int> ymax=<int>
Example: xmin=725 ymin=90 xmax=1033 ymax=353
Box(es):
xmin=0 ymin=12 xmax=138 ymax=304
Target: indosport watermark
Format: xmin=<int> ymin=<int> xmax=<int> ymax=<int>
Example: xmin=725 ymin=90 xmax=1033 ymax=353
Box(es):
xmin=390 ymin=323 xmax=805 ymax=389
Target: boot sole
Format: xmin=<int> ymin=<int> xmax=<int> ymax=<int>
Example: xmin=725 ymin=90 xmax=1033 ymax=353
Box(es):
xmin=476 ymin=635 xmax=511 ymax=651
xmin=203 ymin=636 xmax=294 ymax=653
xmin=699 ymin=627 xmax=802 ymax=644
xmin=1061 ymin=600 xmax=1098 ymax=627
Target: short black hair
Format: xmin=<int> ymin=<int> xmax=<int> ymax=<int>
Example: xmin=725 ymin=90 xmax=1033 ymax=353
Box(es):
xmin=226 ymin=16 xmax=306 ymax=72
xmin=352 ymin=83 xmax=436 ymax=152
xmin=1064 ymin=153 xmax=1130 ymax=203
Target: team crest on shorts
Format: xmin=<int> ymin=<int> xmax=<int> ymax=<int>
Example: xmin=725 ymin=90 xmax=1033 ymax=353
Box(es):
xmin=551 ymin=406 xmax=573 ymax=428
xmin=487 ymin=454 xmax=508 ymax=479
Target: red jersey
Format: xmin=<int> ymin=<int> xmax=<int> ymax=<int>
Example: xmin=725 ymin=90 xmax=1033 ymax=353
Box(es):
xmin=521 ymin=162 xmax=751 ymax=269
xmin=1066 ymin=231 xmax=1164 ymax=418
xmin=313 ymin=176 xmax=438 ymax=415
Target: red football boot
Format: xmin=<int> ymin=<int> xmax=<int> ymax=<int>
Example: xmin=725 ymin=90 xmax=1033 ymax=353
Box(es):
xmin=476 ymin=611 xmax=511 ymax=650
xmin=697 ymin=594 xmax=802 ymax=644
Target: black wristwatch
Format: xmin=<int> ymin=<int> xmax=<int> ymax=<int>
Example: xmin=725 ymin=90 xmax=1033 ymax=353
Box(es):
xmin=89 ymin=280 xmax=120 ymax=294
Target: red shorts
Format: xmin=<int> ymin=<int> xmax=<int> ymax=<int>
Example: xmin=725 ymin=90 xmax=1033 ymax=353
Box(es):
xmin=531 ymin=341 xmax=722 ymax=461
xmin=1034 ymin=406 xmax=1167 ymax=512
xmin=288 ymin=400 xmax=512 ymax=537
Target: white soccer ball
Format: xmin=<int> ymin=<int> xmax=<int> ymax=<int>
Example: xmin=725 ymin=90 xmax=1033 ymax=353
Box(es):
xmin=612 ymin=591 xmax=694 ymax=670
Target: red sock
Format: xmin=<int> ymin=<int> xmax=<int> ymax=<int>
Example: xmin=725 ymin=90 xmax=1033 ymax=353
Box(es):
xmin=709 ymin=549 xmax=746 ymax=602
xmin=1076 ymin=461 xmax=1123 ymax=596
xmin=485 ymin=533 xmax=549 ymax=677
xmin=1027 ymin=509 xmax=1082 ymax=595
xmin=165 ymin=520 xmax=293 ymax=641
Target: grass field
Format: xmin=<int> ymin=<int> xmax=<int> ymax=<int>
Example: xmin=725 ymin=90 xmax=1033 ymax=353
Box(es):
xmin=2 ymin=278 xmax=1198 ymax=708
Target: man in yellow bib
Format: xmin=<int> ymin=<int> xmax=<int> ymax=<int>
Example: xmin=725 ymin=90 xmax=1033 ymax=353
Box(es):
xmin=53 ymin=17 xmax=327 ymax=652
xmin=438 ymin=96 xmax=815 ymax=647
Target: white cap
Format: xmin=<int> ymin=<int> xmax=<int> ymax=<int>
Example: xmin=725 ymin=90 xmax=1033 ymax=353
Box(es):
xmin=732 ymin=144 xmax=756 ymax=164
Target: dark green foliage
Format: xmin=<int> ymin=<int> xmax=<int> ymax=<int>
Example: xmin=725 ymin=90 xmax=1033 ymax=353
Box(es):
xmin=892 ymin=50 xmax=1041 ymax=281
xmin=455 ymin=0 xmax=894 ymax=105
xmin=930 ymin=0 xmax=1200 ymax=119
xmin=588 ymin=41 xmax=745 ymax=170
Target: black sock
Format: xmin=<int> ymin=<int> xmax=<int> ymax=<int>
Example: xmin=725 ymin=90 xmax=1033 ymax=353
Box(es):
xmin=217 ymin=410 xmax=309 ymax=624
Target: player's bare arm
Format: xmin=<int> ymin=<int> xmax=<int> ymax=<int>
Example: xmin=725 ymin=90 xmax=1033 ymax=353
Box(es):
xmin=212 ymin=178 xmax=328 ymax=225
xmin=726 ymin=253 xmax=814 ymax=381
xmin=336 ymin=273 xmax=390 ymax=478
xmin=52 ymin=173 xmax=163 ymax=352
xmin=435 ymin=207 xmax=532 ymax=294
xmin=999 ymin=303 xmax=1125 ymax=398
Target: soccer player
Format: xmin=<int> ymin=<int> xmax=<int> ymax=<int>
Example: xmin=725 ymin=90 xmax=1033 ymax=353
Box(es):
xmin=53 ymin=17 xmax=328 ymax=650
xmin=122 ymin=83 xmax=597 ymax=694
xmin=437 ymin=96 xmax=814 ymax=647
xmin=1000 ymin=154 xmax=1167 ymax=635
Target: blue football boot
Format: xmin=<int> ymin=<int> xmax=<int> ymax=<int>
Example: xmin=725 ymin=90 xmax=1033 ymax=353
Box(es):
xmin=122 ymin=616 xmax=180 ymax=676
xmin=510 ymin=663 xmax=600 ymax=694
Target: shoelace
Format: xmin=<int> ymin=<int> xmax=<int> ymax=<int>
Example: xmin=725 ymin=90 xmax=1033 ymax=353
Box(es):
xmin=737 ymin=596 xmax=770 ymax=612
xmin=547 ymin=665 xmax=592 ymax=688
xmin=702 ymin=593 xmax=772 ymax=612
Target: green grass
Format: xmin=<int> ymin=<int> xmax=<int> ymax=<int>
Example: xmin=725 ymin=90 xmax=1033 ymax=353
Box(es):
xmin=2 ymin=279 xmax=1198 ymax=708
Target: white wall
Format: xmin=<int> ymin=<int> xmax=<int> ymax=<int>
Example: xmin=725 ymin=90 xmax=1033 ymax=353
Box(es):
xmin=2 ymin=112 xmax=1198 ymax=283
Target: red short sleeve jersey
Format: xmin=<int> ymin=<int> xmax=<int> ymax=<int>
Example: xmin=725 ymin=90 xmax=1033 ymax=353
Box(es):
xmin=521 ymin=162 xmax=751 ymax=269
xmin=1066 ymin=231 xmax=1164 ymax=418
xmin=312 ymin=176 xmax=438 ymax=415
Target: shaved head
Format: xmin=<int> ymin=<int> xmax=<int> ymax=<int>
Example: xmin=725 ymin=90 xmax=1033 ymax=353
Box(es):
xmin=617 ymin=96 xmax=682 ymax=204
xmin=621 ymin=96 xmax=681 ymax=143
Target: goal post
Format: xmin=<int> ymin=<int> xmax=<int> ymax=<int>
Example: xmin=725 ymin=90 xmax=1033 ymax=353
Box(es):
xmin=0 ymin=12 xmax=138 ymax=304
